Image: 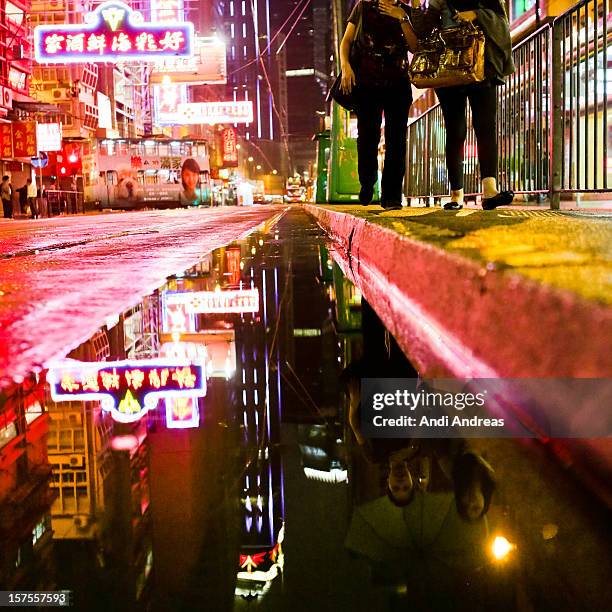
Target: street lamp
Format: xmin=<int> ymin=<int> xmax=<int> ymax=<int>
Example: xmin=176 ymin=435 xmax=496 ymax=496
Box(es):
xmin=248 ymin=156 xmax=254 ymax=162
xmin=256 ymin=165 xmax=262 ymax=171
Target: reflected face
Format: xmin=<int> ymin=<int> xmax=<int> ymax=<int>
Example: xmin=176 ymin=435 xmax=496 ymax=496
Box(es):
xmin=182 ymin=169 xmax=198 ymax=191
xmin=459 ymin=482 xmax=485 ymax=521
xmin=388 ymin=461 xmax=413 ymax=504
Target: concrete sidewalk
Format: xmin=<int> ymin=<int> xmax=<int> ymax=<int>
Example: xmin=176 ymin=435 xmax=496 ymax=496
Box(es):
xmin=0 ymin=207 xmax=286 ymax=390
xmin=305 ymin=204 xmax=612 ymax=378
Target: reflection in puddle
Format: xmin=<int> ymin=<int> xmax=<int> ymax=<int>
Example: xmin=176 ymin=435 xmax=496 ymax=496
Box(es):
xmin=0 ymin=209 xmax=610 ymax=611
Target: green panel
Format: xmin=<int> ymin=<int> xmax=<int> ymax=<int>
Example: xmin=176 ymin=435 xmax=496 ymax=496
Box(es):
xmin=327 ymin=102 xmax=380 ymax=203
xmin=314 ymin=131 xmax=330 ymax=204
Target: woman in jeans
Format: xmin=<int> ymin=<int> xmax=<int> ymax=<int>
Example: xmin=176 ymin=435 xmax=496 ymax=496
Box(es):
xmin=411 ymin=0 xmax=514 ymax=210
xmin=340 ymin=0 xmax=417 ymax=210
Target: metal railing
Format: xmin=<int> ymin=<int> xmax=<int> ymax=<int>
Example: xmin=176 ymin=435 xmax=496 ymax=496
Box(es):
xmin=405 ymin=0 xmax=611 ymax=208
xmin=44 ymin=190 xmax=84 ymax=216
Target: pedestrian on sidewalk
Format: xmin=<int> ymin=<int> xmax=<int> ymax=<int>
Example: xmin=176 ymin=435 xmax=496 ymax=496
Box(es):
xmin=26 ymin=178 xmax=38 ymax=219
xmin=339 ymin=0 xmax=418 ymax=210
xmin=411 ymin=0 xmax=515 ymax=210
xmin=16 ymin=181 xmax=28 ymax=215
xmin=1 ymin=175 xmax=12 ymax=219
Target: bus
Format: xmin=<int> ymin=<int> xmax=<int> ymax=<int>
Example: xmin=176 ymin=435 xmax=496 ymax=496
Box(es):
xmin=84 ymin=137 xmax=212 ymax=209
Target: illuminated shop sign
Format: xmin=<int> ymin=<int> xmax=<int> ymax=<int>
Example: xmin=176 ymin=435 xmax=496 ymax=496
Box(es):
xmin=36 ymin=123 xmax=62 ymax=152
xmin=34 ymin=1 xmax=194 ymax=64
xmin=179 ymin=101 xmax=254 ymax=125
xmin=48 ymin=359 xmax=206 ymax=423
xmin=164 ymin=288 xmax=260 ymax=314
xmin=222 ymin=127 xmax=239 ymax=167
xmin=165 ymin=397 xmax=199 ymax=428
xmin=151 ymin=0 xmax=185 ymax=22
xmin=157 ymin=100 xmax=253 ymax=126
xmin=150 ymin=36 xmax=227 ymax=85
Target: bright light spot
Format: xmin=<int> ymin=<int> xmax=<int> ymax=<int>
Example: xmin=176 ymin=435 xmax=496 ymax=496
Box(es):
xmin=162 ymin=75 xmax=172 ymax=85
xmin=256 ymin=164 xmax=262 ymax=170
xmin=111 ymin=435 xmax=139 ymax=452
xmin=69 ymin=154 xmax=77 ymax=163
xmin=258 ymin=239 xmax=263 ymax=246
xmin=251 ymin=246 xmax=256 ymax=255
xmin=248 ymin=156 xmax=254 ymax=162
xmin=272 ymin=169 xmax=278 ymax=175
xmin=491 ymin=536 xmax=514 ymax=560
xmin=236 ymin=144 xmax=241 ymax=150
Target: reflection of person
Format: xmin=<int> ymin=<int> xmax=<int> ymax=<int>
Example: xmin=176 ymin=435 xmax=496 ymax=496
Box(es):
xmin=179 ymin=158 xmax=201 ymax=206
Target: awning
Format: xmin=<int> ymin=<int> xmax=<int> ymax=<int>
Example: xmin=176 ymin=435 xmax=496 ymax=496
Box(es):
xmin=12 ymin=101 xmax=62 ymax=114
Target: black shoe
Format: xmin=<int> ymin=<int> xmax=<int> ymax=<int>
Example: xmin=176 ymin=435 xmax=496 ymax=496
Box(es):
xmin=359 ymin=186 xmax=374 ymax=205
xmin=443 ymin=201 xmax=463 ymax=210
xmin=482 ymin=190 xmax=514 ymax=210
xmin=381 ymin=201 xmax=402 ymax=211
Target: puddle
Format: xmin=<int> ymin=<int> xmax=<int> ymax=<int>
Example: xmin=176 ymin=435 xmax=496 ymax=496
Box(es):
xmin=0 ymin=208 xmax=610 ymax=611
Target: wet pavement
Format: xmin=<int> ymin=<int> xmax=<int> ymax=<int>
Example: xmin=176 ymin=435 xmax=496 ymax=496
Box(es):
xmin=312 ymin=205 xmax=612 ymax=304
xmin=0 ymin=207 xmax=285 ymax=390
xmin=0 ymin=208 xmax=610 ymax=611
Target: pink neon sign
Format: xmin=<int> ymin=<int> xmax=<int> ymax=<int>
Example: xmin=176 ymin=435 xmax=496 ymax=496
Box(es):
xmin=34 ymin=1 xmax=194 ymax=64
xmin=47 ymin=359 xmax=206 ymax=423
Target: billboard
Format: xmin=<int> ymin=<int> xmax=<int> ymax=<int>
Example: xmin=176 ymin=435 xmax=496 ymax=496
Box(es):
xmin=34 ymin=1 xmax=194 ymax=64
xmin=36 ymin=123 xmax=62 ymax=152
xmin=222 ymin=127 xmax=239 ymax=168
xmin=149 ymin=36 xmax=227 ymax=85
xmin=157 ymin=101 xmax=253 ymax=125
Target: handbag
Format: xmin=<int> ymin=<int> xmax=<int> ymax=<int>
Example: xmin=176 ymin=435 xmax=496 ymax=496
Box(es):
xmin=328 ymin=72 xmax=358 ymax=112
xmin=409 ymin=13 xmax=486 ymax=89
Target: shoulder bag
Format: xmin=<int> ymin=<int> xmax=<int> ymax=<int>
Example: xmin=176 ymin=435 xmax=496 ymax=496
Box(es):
xmin=408 ymin=3 xmax=486 ymax=89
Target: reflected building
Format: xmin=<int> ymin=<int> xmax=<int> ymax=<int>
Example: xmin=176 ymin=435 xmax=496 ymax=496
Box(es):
xmin=0 ymin=376 xmax=55 ymax=590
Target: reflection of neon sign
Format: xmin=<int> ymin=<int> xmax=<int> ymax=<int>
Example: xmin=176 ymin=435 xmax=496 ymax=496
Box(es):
xmin=34 ymin=1 xmax=194 ymax=64
xmin=165 ymin=397 xmax=199 ymax=428
xmin=48 ymin=359 xmax=206 ymax=423
xmin=164 ymin=289 xmax=260 ymax=314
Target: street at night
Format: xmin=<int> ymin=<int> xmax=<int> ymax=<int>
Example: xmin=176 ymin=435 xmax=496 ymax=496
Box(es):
xmin=1 ymin=0 xmax=612 ymax=608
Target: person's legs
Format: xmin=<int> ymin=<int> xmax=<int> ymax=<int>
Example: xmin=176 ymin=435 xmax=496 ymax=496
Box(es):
xmin=468 ymin=83 xmax=514 ymax=209
xmin=467 ymin=83 xmax=498 ymax=194
xmin=356 ymin=89 xmax=384 ymax=204
xmin=381 ymin=81 xmax=412 ymax=206
xmin=436 ymin=86 xmax=468 ymax=207
xmin=2 ymin=199 xmax=11 ymax=219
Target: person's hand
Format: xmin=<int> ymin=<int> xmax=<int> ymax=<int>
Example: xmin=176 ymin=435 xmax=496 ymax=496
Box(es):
xmin=456 ymin=10 xmax=478 ymax=21
xmin=340 ymin=64 xmax=356 ymax=94
xmin=378 ymin=0 xmax=408 ymax=21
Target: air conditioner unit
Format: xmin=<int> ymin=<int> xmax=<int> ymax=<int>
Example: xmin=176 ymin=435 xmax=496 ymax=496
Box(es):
xmin=52 ymin=88 xmax=71 ymax=101
xmin=0 ymin=87 xmax=12 ymax=110
xmin=68 ymin=454 xmax=85 ymax=467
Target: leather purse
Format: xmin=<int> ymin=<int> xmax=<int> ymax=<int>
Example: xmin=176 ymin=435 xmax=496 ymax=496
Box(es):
xmin=409 ymin=17 xmax=486 ymax=89
xmin=328 ymin=72 xmax=358 ymax=112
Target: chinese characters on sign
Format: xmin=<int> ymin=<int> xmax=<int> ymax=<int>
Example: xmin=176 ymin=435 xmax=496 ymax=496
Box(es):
xmin=48 ymin=359 xmax=206 ymax=423
xmin=34 ymin=1 xmax=194 ymax=64
xmin=12 ymin=122 xmax=37 ymax=158
xmin=163 ymin=289 xmax=260 ymax=314
xmin=0 ymin=124 xmax=12 ymax=159
xmin=222 ymin=127 xmax=239 ymax=167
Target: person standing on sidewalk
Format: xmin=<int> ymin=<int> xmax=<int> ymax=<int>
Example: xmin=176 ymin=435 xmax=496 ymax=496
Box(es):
xmin=410 ymin=0 xmax=515 ymax=210
xmin=1 ymin=175 xmax=12 ymax=219
xmin=340 ymin=0 xmax=418 ymax=210
xmin=27 ymin=178 xmax=38 ymax=219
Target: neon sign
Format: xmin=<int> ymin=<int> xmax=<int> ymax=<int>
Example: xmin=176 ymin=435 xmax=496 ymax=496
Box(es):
xmin=34 ymin=1 xmax=194 ymax=64
xmin=48 ymin=359 xmax=206 ymax=423
xmin=164 ymin=289 xmax=260 ymax=314
xmin=165 ymin=397 xmax=199 ymax=429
